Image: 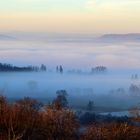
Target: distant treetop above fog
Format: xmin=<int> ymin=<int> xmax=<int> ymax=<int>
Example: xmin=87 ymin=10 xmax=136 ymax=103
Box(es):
xmin=0 ymin=63 xmax=46 ymax=72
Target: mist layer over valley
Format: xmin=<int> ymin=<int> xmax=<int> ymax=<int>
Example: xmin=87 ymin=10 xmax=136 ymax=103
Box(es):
xmin=0 ymin=32 xmax=140 ymax=112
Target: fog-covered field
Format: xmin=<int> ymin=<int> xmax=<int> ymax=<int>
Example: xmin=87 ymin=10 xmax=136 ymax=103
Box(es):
xmin=0 ymin=68 xmax=140 ymax=110
xmin=1 ymin=33 xmax=140 ymax=69
xmin=0 ymin=33 xmax=140 ymax=110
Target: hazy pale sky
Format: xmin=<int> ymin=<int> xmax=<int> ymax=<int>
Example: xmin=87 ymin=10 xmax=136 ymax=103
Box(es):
xmin=0 ymin=0 xmax=140 ymax=33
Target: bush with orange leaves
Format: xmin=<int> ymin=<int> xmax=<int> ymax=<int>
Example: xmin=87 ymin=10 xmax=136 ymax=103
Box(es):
xmin=1 ymin=95 xmax=140 ymax=140
xmin=39 ymin=104 xmax=79 ymax=140
xmin=0 ymin=96 xmax=42 ymax=140
xmin=82 ymin=122 xmax=140 ymax=140
xmin=0 ymin=96 xmax=79 ymax=140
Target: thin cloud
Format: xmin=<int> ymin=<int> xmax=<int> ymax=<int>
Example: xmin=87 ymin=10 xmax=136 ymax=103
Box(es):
xmin=86 ymin=0 xmax=140 ymax=9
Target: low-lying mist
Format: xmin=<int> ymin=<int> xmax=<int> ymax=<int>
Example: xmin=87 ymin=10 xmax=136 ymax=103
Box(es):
xmin=0 ymin=33 xmax=140 ymax=111
xmin=0 ymin=70 xmax=140 ymax=110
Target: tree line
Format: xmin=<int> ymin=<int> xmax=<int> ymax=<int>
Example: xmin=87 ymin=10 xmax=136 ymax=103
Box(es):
xmin=0 ymin=63 xmax=47 ymax=72
xmin=91 ymin=66 xmax=107 ymax=73
xmin=0 ymin=63 xmax=108 ymax=74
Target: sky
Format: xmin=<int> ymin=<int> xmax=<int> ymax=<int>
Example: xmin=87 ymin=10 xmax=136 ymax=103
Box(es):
xmin=0 ymin=0 xmax=140 ymax=33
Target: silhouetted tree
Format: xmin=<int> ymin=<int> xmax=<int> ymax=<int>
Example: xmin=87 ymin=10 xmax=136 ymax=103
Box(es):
xmin=129 ymin=84 xmax=140 ymax=96
xmin=91 ymin=66 xmax=107 ymax=73
xmin=87 ymin=101 xmax=94 ymax=111
xmin=56 ymin=66 xmax=59 ymax=73
xmin=59 ymin=65 xmax=63 ymax=74
xmin=40 ymin=64 xmax=47 ymax=71
xmin=52 ymin=90 xmax=68 ymax=109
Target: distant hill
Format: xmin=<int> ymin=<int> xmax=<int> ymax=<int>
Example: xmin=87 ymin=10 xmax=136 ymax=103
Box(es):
xmin=0 ymin=34 xmax=17 ymax=40
xmin=1 ymin=32 xmax=140 ymax=43
xmin=97 ymin=33 xmax=140 ymax=43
